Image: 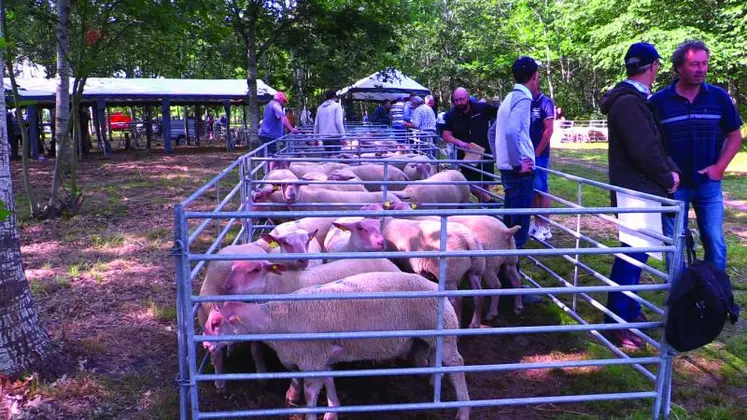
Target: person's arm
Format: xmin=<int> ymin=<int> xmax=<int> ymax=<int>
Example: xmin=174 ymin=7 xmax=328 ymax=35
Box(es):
xmin=406 ymin=108 xmax=422 ymax=129
xmin=535 ymin=118 xmax=554 ymax=156
xmin=441 ymin=130 xmax=468 ymax=148
xmin=313 ymin=108 xmax=320 ymax=134
xmin=335 ymin=106 xmax=345 ymax=135
xmin=617 ymin=97 xmax=677 ymax=189
xmin=700 ymin=129 xmax=743 ymax=180
xmin=282 ymin=115 xmax=299 ymax=133
xmin=505 ymin=97 xmax=531 ymax=168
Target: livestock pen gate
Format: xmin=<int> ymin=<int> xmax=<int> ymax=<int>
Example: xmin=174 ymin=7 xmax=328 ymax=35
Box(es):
xmin=173 ymin=125 xmax=685 ymax=419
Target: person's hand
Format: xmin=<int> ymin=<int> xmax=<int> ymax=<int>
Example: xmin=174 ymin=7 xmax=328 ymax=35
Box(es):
xmin=698 ymin=164 xmax=725 ymax=181
xmin=668 ymin=172 xmax=680 ymax=194
xmin=519 ymin=158 xmax=534 ymax=173
xmin=291 ymin=127 xmax=300 ymax=134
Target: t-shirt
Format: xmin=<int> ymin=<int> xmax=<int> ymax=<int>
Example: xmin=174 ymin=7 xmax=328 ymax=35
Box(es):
xmin=411 ymin=104 xmax=437 ymax=132
xmin=390 ymin=102 xmax=405 ymax=128
xmin=650 ymin=80 xmax=743 ymax=187
xmin=443 ymin=100 xmax=498 ymax=151
xmin=530 ymin=93 xmax=555 ymax=158
xmin=258 ymin=100 xmax=285 ymax=139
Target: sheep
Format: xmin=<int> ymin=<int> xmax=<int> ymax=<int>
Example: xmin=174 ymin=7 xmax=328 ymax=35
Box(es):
xmin=254 ymin=229 xmax=323 ymax=269
xmin=332 ymin=164 xmax=409 ymax=192
xmin=206 ymin=258 xmax=401 ymax=389
xmin=196 ymin=242 xmax=271 ymax=391
xmin=204 ymin=271 xmax=470 ymax=420
xmin=322 ymin=217 xmax=385 ymax=259
xmin=286 ymin=162 xmax=349 ymax=178
xmin=380 ymin=217 xmax=486 ymax=328
xmin=393 ymin=170 xmax=471 ymax=205
xmin=269 ymin=217 xmax=340 ymax=247
xmin=307 ymin=170 xmax=368 ymax=192
xmin=403 ymin=156 xmax=437 ymax=181
xmin=278 ymin=184 xmax=404 ymax=212
xmin=367 ymin=201 xmax=525 ymax=320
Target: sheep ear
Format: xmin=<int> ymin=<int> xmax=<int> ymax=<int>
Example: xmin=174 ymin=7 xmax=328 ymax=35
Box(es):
xmin=332 ymin=222 xmax=348 ymax=232
xmin=260 ymin=233 xmax=279 ymax=248
xmin=307 ymin=229 xmax=319 ymax=243
xmin=507 ymin=225 xmax=521 ymax=237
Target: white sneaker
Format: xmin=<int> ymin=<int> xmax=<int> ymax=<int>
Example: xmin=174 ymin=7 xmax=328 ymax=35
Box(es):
xmin=538 ymin=226 xmax=552 ymax=240
xmin=528 ymin=224 xmax=541 ymax=239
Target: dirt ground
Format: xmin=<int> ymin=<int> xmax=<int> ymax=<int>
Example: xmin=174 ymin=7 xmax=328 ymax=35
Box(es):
xmin=3 ymin=148 xmax=742 ymax=419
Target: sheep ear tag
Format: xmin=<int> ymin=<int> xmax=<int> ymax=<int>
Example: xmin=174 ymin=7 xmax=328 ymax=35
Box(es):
xmin=269 ymin=241 xmax=279 ymax=249
xmin=272 ymin=184 xmax=280 ymax=192
xmin=384 ymin=201 xmax=392 ymax=209
xmin=410 ymin=203 xmax=418 ymax=209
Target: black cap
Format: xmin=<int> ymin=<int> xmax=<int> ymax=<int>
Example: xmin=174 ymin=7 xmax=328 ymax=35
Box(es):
xmin=624 ymin=43 xmax=661 ymax=68
xmin=512 ymin=56 xmax=539 ymax=82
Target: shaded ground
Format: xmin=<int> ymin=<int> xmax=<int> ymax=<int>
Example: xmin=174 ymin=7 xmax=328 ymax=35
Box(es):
xmin=3 ymin=148 xmax=746 ymax=419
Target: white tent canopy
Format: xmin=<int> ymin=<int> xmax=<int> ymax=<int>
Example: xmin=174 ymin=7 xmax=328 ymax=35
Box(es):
xmin=337 ymin=69 xmax=430 ymax=101
xmin=3 ymin=77 xmax=277 ymax=104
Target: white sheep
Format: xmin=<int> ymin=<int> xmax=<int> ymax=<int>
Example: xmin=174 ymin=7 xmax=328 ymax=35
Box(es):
xmin=393 ymin=170 xmax=471 ymax=205
xmin=204 ymin=271 xmax=470 ymax=420
xmin=254 ymin=229 xmax=323 ymax=269
xmin=333 ymin=164 xmax=409 ymax=192
xmin=403 ymin=156 xmax=437 ymax=181
xmin=278 ymin=185 xmax=403 ymax=212
xmin=322 ymin=217 xmax=385 ymax=259
xmin=380 ymin=217 xmax=486 ymax=328
xmin=269 ymin=217 xmax=340 ymax=247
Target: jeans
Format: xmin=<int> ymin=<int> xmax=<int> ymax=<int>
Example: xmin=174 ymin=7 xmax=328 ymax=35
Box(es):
xmin=605 ymin=244 xmax=649 ymax=323
xmin=662 ymin=180 xmax=726 ymax=271
xmin=500 ymin=170 xmax=535 ymax=248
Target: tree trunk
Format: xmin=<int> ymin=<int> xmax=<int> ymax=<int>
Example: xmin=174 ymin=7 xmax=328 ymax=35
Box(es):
xmin=0 ymin=36 xmax=54 ymax=379
xmin=48 ymin=0 xmax=71 ymax=212
xmin=245 ymin=20 xmax=260 ymax=146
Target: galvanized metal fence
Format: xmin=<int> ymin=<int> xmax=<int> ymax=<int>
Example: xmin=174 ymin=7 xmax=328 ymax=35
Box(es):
xmin=173 ymin=126 xmax=685 ymax=419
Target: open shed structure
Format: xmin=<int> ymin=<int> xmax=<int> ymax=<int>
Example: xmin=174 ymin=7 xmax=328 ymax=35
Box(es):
xmin=3 ymin=77 xmax=276 ymax=156
xmin=337 ymin=69 xmax=430 ymax=102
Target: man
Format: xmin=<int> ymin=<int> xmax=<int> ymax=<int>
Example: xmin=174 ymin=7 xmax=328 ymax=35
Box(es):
xmin=405 ymin=96 xmax=436 ymax=133
xmin=314 ymin=89 xmax=346 ymax=151
xmin=600 ymin=42 xmax=680 ymax=349
xmin=651 ymin=40 xmax=743 ymax=272
xmin=258 ymin=92 xmax=300 ymax=155
xmin=443 ymin=87 xmax=498 ymax=203
xmin=402 ymin=93 xmax=415 ymax=123
xmin=527 ymin=84 xmax=555 ymax=241
xmin=494 ymin=57 xmax=539 ymax=249
xmin=370 ymin=100 xmax=391 ymax=125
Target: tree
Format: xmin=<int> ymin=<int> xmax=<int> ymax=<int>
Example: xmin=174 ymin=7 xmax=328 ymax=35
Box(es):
xmin=0 ymin=17 xmax=55 ymax=378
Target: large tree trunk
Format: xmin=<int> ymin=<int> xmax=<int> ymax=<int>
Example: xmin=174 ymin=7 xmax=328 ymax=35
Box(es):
xmin=245 ymin=19 xmax=260 ymax=146
xmin=0 ymin=36 xmax=54 ymax=379
xmin=48 ymin=0 xmax=71 ymax=212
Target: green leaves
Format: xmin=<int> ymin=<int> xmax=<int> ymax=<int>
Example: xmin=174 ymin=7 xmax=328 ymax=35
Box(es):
xmin=0 ymin=200 xmax=9 ymax=222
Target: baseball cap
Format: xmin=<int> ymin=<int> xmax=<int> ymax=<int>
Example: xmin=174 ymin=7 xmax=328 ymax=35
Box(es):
xmin=512 ymin=56 xmax=539 ymax=81
xmin=274 ymin=92 xmax=287 ymax=102
xmin=624 ymin=43 xmax=661 ymax=68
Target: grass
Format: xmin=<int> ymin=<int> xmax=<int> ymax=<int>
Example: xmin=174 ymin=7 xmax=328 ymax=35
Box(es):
xmin=89 ymin=231 xmax=127 ymax=248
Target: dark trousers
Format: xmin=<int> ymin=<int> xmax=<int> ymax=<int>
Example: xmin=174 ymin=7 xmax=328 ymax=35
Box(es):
xmin=605 ymin=244 xmax=648 ymax=323
xmin=500 ymin=169 xmax=535 ymax=249
xmin=259 ymin=135 xmax=278 ymax=156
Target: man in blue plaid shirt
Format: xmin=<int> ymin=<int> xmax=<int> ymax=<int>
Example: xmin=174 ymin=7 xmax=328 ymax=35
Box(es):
xmin=406 ymin=96 xmax=437 ymax=133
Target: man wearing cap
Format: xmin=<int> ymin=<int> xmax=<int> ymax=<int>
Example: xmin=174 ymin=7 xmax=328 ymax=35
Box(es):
xmin=405 ymin=96 xmax=437 ymax=132
xmin=651 ymin=40 xmax=743 ymax=272
xmin=443 ymin=87 xmax=499 ymax=203
xmin=494 ymin=56 xmax=540 ymax=249
xmin=258 ymin=92 xmax=300 ymax=155
xmin=600 ymin=42 xmax=680 ymax=349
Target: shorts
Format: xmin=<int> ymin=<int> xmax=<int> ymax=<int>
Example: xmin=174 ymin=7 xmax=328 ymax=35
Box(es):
xmin=533 ymin=156 xmax=550 ymax=193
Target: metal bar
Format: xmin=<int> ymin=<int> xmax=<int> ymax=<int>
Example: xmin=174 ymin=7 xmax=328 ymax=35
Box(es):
xmin=197 ymin=357 xmax=661 ymax=381
xmin=573 ymin=182 xmax=583 ymax=311
xmin=196 ymin=321 xmax=662 ymax=343
xmin=189 ymin=217 xmax=239 ymax=280
xmin=172 ymin=206 xmax=189 ymax=420
xmin=187 ymin=182 xmax=242 ymax=244
xmin=198 ymin=392 xmax=658 ymax=418
xmin=179 ymin=157 xmax=243 ymax=207
xmin=433 ymin=216 xmax=448 ymax=402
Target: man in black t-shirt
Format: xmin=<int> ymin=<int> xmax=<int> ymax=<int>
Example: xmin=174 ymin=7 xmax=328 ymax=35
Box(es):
xmin=442 ymin=87 xmax=498 ymax=202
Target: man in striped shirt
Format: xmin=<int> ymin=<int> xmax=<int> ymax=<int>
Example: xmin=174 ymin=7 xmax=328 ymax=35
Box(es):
xmin=650 ymin=40 xmax=744 ymax=271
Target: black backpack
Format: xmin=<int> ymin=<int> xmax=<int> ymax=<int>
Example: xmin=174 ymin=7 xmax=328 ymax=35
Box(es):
xmin=665 ymin=230 xmax=740 ymax=352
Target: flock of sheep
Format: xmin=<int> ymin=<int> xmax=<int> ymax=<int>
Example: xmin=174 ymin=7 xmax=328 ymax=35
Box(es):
xmin=198 ymin=141 xmax=524 ymax=420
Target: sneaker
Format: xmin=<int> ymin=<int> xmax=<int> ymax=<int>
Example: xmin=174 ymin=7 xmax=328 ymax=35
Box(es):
xmin=607 ymin=329 xmax=643 ymax=350
xmin=528 ymin=224 xmax=541 ymax=239
xmin=537 ymin=226 xmax=552 ymax=240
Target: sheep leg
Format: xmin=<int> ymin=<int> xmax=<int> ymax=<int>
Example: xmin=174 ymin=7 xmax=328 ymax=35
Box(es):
xmin=504 ymin=264 xmax=523 ymax=315
xmin=443 ymin=341 xmax=471 ymax=420
xmin=303 ymin=377 xmax=325 ymax=420
xmin=483 ymin=270 xmax=501 ymax=323
xmin=467 ymin=272 xmax=483 ymax=329
xmin=250 ymin=342 xmax=268 ymax=386
xmin=322 ymin=376 xmax=340 ymax=420
xmin=285 ymin=377 xmax=304 ymax=407
xmin=210 ymin=348 xmax=227 ymax=392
